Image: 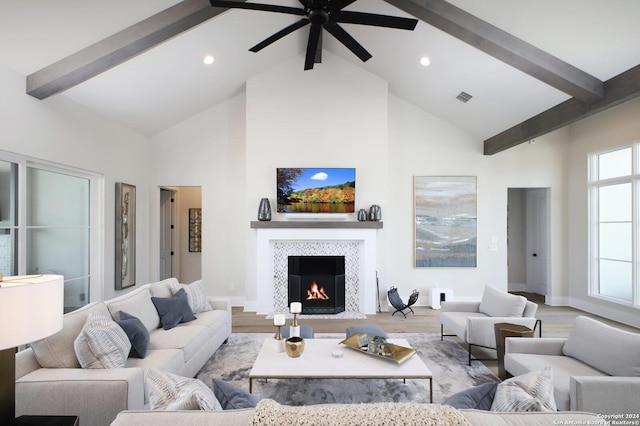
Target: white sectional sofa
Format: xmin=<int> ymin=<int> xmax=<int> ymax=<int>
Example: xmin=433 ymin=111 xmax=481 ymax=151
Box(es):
xmin=15 ymin=277 xmax=231 ymax=426
xmin=504 ymin=315 xmax=640 ymax=414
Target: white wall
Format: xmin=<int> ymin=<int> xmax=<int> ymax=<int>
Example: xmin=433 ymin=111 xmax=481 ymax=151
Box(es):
xmin=567 ymin=97 xmax=640 ymax=327
xmin=387 ymin=95 xmax=569 ymax=303
xmin=244 ymin=53 xmax=389 ymax=309
xmin=149 ymin=53 xmax=570 ymax=311
xmin=149 ymin=93 xmax=246 ymax=302
xmin=0 ymin=63 xmax=152 ymax=301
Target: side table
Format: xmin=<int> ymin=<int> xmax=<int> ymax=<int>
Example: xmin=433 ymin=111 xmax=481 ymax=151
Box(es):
xmin=494 ymin=322 xmax=534 ymax=380
xmin=14 ymin=416 xmax=79 ymax=426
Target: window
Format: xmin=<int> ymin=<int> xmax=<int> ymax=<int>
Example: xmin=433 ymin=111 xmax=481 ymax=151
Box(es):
xmin=589 ymin=145 xmax=638 ymax=306
xmin=0 ymin=152 xmax=102 ymax=313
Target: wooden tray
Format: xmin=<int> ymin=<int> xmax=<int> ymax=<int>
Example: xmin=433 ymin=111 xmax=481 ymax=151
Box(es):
xmin=339 ymin=333 xmax=416 ymax=364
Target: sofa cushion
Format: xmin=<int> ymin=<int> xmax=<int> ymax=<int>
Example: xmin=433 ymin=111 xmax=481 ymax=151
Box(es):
xmin=148 ymin=325 xmax=212 ymax=363
xmin=169 ymin=280 xmax=212 ymax=314
xmin=74 ymin=311 xmax=131 ymax=369
xmin=144 ymin=369 xmax=222 ymax=411
xmin=491 ymin=368 xmax=557 ymax=412
xmin=151 ymin=288 xmax=197 ymax=330
xmin=562 ymin=316 xmax=640 ymax=377
xmin=479 ymin=285 xmax=527 ymax=318
xmin=149 ymin=277 xmax=180 ymax=298
xmin=116 ymin=311 xmax=150 ymax=359
xmin=107 ymin=287 xmax=161 ymax=333
xmin=28 ymin=302 xmax=110 ymax=368
xmin=443 ymin=382 xmax=498 ymax=410
xmin=212 ymin=379 xmax=260 ymax=410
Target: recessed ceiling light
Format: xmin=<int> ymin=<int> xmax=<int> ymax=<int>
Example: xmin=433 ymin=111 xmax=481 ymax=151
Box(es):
xmin=419 ymin=56 xmax=431 ymax=67
xmin=203 ymin=55 xmax=215 ymax=65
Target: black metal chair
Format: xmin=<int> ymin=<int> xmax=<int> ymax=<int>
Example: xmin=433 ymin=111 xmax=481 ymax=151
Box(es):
xmin=387 ymin=287 xmax=419 ymax=318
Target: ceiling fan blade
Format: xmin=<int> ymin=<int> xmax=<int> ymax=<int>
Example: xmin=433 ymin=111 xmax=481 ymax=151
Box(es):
xmin=305 ymin=24 xmax=323 ymax=70
xmin=250 ymin=19 xmax=309 ymax=52
xmin=334 ymin=11 xmax=418 ymax=30
xmin=210 ymin=1 xmax=306 ymax=16
xmin=323 ymin=22 xmax=372 ymax=63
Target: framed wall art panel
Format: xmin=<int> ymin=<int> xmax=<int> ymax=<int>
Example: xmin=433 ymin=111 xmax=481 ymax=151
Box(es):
xmin=414 ymin=176 xmax=477 ymax=268
xmin=115 ymin=182 xmax=136 ymax=289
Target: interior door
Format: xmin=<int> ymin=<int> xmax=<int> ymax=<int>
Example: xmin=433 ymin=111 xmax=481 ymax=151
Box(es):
xmin=526 ymin=188 xmax=549 ymax=296
xmin=159 ymin=189 xmax=175 ymax=280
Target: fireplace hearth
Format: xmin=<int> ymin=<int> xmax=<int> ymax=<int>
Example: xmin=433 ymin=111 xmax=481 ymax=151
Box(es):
xmin=288 ymin=255 xmax=345 ymax=314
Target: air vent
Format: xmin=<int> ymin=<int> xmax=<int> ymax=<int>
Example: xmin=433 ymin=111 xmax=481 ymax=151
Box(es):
xmin=456 ymin=91 xmax=473 ymax=103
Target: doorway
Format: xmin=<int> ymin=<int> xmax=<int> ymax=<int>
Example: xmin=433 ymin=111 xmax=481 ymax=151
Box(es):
xmin=507 ymin=188 xmax=550 ymax=299
xmin=159 ymin=186 xmax=202 ymax=282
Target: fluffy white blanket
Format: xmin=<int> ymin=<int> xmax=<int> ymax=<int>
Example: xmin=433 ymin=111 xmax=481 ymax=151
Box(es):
xmin=251 ymin=399 xmax=469 ymax=426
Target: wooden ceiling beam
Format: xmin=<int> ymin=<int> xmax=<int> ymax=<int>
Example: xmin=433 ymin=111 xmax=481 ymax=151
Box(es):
xmin=484 ymin=64 xmax=640 ymax=155
xmin=26 ymin=0 xmax=245 ymax=100
xmin=384 ymin=0 xmax=604 ymax=103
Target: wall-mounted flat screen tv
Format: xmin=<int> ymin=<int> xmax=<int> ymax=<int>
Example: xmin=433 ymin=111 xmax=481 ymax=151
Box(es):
xmin=277 ymin=168 xmax=356 ymax=214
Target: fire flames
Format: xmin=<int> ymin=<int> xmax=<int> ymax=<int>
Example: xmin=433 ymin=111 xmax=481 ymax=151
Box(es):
xmin=306 ymin=281 xmax=330 ymax=300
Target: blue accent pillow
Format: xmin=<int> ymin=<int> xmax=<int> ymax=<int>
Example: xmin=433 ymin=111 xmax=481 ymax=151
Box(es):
xmin=212 ymin=379 xmax=260 ymax=410
xmin=442 ymin=382 xmax=499 ymax=410
xmin=116 ymin=311 xmax=150 ymax=358
xmin=151 ymin=288 xmax=196 ymax=330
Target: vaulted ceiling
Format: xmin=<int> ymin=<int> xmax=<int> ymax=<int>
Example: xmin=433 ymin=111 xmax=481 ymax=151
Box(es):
xmin=1 ymin=0 xmax=639 ymax=154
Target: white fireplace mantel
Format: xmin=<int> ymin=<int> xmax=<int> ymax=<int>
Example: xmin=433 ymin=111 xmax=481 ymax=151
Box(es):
xmin=254 ymin=225 xmax=380 ymax=315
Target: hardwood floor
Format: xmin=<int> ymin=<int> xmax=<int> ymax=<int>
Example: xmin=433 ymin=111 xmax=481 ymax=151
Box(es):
xmin=232 ymin=293 xmax=639 ymax=336
xmin=231 ymin=293 xmax=639 ymax=376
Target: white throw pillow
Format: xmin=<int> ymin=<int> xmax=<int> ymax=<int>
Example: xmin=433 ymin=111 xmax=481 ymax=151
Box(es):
xmin=490 ymin=367 xmax=557 ymax=412
xmin=74 ymin=311 xmax=131 ymax=369
xmin=478 ymin=285 xmax=527 ymax=317
xmin=144 ymin=369 xmax=222 ymax=411
xmin=169 ymin=280 xmax=212 ymax=314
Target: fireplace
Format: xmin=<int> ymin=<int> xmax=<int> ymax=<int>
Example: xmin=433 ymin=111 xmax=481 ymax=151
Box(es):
xmin=288 ymin=255 xmax=346 ymax=315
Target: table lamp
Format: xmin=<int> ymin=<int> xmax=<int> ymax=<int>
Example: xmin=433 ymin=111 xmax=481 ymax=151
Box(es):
xmin=0 ymin=275 xmax=64 ymax=424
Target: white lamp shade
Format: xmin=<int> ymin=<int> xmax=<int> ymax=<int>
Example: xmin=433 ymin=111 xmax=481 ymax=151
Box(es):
xmin=0 ymin=275 xmax=64 ymax=350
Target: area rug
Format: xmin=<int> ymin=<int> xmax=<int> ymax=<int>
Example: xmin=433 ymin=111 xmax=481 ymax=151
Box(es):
xmin=196 ymin=333 xmax=497 ymax=405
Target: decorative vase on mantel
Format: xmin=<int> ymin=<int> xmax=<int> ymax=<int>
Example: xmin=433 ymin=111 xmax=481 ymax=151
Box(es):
xmin=257 ymin=198 xmax=272 ymax=221
xmin=357 ymin=209 xmax=367 ymax=222
xmin=369 ymin=204 xmax=382 ymax=221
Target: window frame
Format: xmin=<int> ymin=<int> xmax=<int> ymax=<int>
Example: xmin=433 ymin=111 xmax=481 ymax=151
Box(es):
xmin=589 ymin=143 xmax=639 ymax=308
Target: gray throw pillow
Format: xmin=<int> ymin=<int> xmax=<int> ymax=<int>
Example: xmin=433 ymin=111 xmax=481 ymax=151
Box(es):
xmin=151 ymin=288 xmax=196 ymax=330
xmin=442 ymin=382 xmax=498 ymax=410
xmin=116 ymin=311 xmax=150 ymax=358
xmin=212 ymin=379 xmax=260 ymax=409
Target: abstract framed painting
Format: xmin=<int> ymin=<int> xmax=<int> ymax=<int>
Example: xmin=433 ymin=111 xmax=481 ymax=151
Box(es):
xmin=115 ymin=182 xmax=136 ymax=289
xmin=414 ymin=176 xmax=477 ymax=267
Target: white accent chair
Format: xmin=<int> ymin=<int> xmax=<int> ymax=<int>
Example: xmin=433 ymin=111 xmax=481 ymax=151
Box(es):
xmin=440 ymin=285 xmax=539 ymax=365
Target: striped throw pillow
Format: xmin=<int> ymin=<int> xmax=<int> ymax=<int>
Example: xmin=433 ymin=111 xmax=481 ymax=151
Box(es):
xmin=144 ymin=369 xmax=222 ymax=411
xmin=74 ymin=311 xmax=131 ymax=369
xmin=169 ymin=280 xmax=211 ymax=314
xmin=490 ymin=367 xmax=556 ymax=412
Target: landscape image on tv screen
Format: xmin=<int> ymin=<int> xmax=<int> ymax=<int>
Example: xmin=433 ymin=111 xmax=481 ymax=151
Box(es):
xmin=277 ymin=168 xmax=356 ymax=214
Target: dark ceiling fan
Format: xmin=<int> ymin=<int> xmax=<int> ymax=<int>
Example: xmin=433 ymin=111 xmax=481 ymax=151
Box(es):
xmin=210 ymin=0 xmax=418 ymax=70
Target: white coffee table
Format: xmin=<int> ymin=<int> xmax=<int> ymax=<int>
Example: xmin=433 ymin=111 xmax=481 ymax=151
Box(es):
xmin=249 ymin=338 xmax=433 ymax=402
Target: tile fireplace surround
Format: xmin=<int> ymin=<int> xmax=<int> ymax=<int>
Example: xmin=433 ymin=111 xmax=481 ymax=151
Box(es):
xmin=253 ymin=223 xmax=380 ymax=316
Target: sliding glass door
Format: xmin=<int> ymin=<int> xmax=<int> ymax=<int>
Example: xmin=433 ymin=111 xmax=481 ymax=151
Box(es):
xmin=0 ymin=154 xmax=100 ymax=313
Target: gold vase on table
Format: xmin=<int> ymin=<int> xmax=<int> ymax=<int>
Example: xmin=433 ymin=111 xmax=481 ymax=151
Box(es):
xmin=285 ymin=337 xmax=305 ymax=358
